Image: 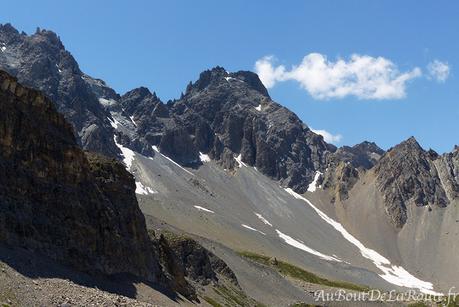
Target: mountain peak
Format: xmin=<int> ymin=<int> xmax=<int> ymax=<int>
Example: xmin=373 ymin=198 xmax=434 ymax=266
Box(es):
xmin=0 ymin=23 xmax=19 ymax=36
xmin=123 ymin=86 xmax=155 ymax=100
xmin=352 ymin=141 xmax=385 ymax=156
xmin=390 ymin=136 xmax=423 ymax=154
xmin=187 ymin=66 xmax=269 ymax=97
xmin=375 ymin=135 xmax=448 ymax=228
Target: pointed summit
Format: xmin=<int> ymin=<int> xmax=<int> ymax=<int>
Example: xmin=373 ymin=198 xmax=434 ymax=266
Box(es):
xmin=375 ymin=136 xmax=448 ymax=228
xmin=187 ymin=66 xmax=269 ymax=97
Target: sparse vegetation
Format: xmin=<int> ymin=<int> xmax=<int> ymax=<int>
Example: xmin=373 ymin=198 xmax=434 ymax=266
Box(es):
xmin=203 ymin=296 xmax=223 ymax=307
xmin=212 ymin=284 xmax=266 ymax=307
xmin=238 ymin=251 xmax=369 ymax=292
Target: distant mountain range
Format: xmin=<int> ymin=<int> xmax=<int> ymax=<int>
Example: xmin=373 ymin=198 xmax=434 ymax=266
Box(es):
xmin=1 ymin=23 xmax=458 ymax=306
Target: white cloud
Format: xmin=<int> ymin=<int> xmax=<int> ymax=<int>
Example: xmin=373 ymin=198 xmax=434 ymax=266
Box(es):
xmin=254 ymin=56 xmax=286 ymax=88
xmin=310 ymin=128 xmax=342 ymax=144
xmin=255 ymin=53 xmax=422 ymax=100
xmin=427 ymin=60 xmax=450 ymax=82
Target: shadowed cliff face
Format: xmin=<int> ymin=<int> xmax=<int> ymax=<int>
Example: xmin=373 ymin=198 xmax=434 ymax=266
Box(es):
xmin=0 ymin=70 xmax=243 ymax=302
xmin=0 ymin=70 xmax=162 ymax=281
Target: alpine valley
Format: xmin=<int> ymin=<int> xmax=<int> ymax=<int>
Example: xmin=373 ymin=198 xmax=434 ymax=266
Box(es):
xmin=0 ymin=24 xmax=458 ymax=306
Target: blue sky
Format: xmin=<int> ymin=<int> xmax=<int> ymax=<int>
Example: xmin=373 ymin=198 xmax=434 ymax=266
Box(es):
xmin=1 ymin=1 xmax=458 ymax=152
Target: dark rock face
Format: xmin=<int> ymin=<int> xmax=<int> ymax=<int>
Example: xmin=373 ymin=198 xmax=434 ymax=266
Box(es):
xmin=333 ymin=141 xmax=385 ymax=170
xmin=0 ymin=24 xmax=334 ymax=192
xmin=434 ymin=146 xmax=459 ymax=201
xmin=374 ymin=137 xmax=449 ymax=228
xmin=0 ymin=70 xmax=242 ymax=302
xmin=0 ymin=23 xmax=119 ymax=157
xmin=321 ymin=141 xmax=384 ymax=201
xmin=158 ymin=232 xmax=238 ymax=287
xmin=123 ymin=67 xmax=333 ymax=192
xmin=152 ymin=231 xmax=239 ymax=301
xmin=108 ymin=66 xmax=334 ymax=191
xmin=0 ymin=70 xmax=160 ymax=280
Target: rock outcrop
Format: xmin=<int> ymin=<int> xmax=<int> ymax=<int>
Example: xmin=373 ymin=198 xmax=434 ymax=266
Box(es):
xmin=116 ymin=67 xmax=335 ymax=192
xmin=0 ymin=70 xmax=160 ymax=280
xmin=0 ymin=24 xmax=336 ymax=192
xmin=0 ymin=70 xmax=241 ymax=302
xmin=434 ymin=146 xmax=459 ymax=201
xmin=321 ymin=141 xmax=384 ymax=201
xmin=374 ymin=137 xmax=449 ymax=228
xmin=0 ymin=23 xmax=119 ymax=157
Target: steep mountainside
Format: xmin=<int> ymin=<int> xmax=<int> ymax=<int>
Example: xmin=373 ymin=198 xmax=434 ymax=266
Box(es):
xmin=0 ymin=23 xmax=119 ymax=157
xmin=107 ymin=67 xmax=336 ymax=193
xmin=320 ymin=141 xmax=385 ymax=202
xmin=3 ymin=23 xmax=459 ymax=304
xmin=0 ymin=69 xmax=248 ymax=305
xmin=0 ymin=70 xmax=159 ymax=281
xmin=374 ymin=137 xmax=454 ymax=228
xmin=0 ymin=23 xmax=338 ymax=193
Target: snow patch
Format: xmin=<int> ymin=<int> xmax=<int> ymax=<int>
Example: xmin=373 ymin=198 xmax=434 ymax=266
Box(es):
xmin=254 ymin=213 xmax=272 ymax=227
xmin=1 ymin=46 xmax=6 ymax=52
xmin=276 ymin=230 xmax=341 ymax=262
xmin=284 ymin=188 xmax=441 ymax=295
xmin=225 ymin=76 xmax=244 ymax=83
xmin=135 ymin=181 xmax=157 ymax=195
xmin=199 ymin=152 xmax=211 ymax=162
xmin=113 ymin=136 xmax=135 ymax=170
xmin=129 ymin=116 xmax=137 ymax=127
xmin=194 ymin=205 xmax=214 ymax=213
xmin=242 ymin=224 xmax=266 ymax=235
xmin=99 ymin=98 xmax=117 ymax=107
xmin=235 ymin=154 xmax=247 ymax=168
xmin=255 ymin=104 xmax=262 ymax=111
xmin=152 ymin=146 xmax=194 ymax=176
xmin=108 ymin=117 xmax=120 ymax=129
xmin=307 ymin=171 xmax=322 ymax=192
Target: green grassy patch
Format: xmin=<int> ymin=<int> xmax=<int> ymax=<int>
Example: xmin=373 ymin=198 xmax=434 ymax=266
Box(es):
xmin=203 ymin=296 xmax=223 ymax=307
xmin=213 ymin=284 xmax=266 ymax=307
xmin=238 ymin=251 xmax=369 ymax=292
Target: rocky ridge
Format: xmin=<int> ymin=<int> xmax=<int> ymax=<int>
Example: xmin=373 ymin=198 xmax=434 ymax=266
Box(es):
xmin=373 ymin=137 xmax=455 ymax=228
xmin=113 ymin=67 xmax=336 ymax=193
xmin=0 ymin=69 xmax=159 ymax=281
xmin=2 ymin=23 xmax=459 ymax=231
xmin=0 ymin=69 xmax=242 ymax=302
xmin=0 ymin=23 xmax=119 ymax=157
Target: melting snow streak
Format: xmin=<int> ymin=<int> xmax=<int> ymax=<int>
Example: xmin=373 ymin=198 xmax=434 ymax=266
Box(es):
xmin=199 ymin=152 xmax=211 ymax=162
xmin=284 ymin=188 xmax=441 ymax=295
xmin=235 ymin=154 xmax=247 ymax=168
xmin=113 ymin=136 xmax=135 ymax=170
xmin=276 ymin=230 xmax=341 ymax=262
xmin=194 ymin=205 xmax=214 ymax=213
xmin=254 ymin=213 xmax=273 ymax=226
xmin=135 ymin=181 xmax=157 ymax=195
xmin=242 ymin=224 xmax=266 ymax=235
xmin=307 ymin=171 xmax=322 ymax=192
